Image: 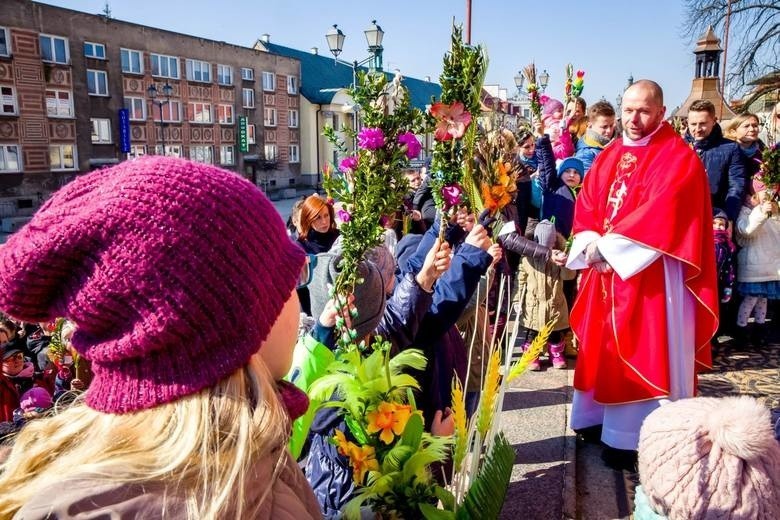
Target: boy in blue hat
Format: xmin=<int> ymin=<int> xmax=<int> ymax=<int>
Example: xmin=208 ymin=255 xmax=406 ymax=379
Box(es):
xmin=540 ymin=155 xmax=585 ymax=238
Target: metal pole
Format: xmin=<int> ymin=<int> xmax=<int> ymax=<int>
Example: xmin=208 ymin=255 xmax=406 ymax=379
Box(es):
xmin=160 ymin=104 xmax=166 ymax=155
xmin=720 ymin=0 xmax=732 ymax=120
xmin=465 ymin=0 xmax=472 ymax=44
xmin=352 ymin=60 xmax=359 ymax=151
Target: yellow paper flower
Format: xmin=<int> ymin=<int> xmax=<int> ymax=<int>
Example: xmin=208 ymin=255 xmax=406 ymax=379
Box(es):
xmin=348 ymin=443 xmax=379 ymax=484
xmin=366 ymin=401 xmax=412 ymax=444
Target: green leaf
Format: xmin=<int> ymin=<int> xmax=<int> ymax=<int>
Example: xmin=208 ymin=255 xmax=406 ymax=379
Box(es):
xmin=400 ymin=412 xmax=424 ymax=450
xmin=344 ymin=415 xmax=369 ymax=445
xmin=456 ymin=433 xmax=515 ymax=520
xmin=420 ymin=503 xmax=456 ymax=520
xmin=382 ymin=445 xmax=415 ymax=474
xmin=434 ymin=486 xmax=457 ymax=512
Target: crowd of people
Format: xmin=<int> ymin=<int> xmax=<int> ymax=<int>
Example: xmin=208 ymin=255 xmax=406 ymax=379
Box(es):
xmin=0 ymin=78 xmax=777 ymax=518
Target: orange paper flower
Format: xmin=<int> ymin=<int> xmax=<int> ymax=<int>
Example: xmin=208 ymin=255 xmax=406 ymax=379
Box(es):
xmin=348 ymin=444 xmax=379 ymax=484
xmin=480 ymin=161 xmax=516 ymax=213
xmin=366 ymin=401 xmax=413 ymax=444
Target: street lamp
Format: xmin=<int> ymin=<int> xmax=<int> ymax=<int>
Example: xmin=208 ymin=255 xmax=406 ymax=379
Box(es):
xmin=514 ymin=72 xmax=524 ymax=94
xmin=147 ymin=82 xmax=173 ymax=155
xmin=539 ymin=69 xmax=550 ymax=92
xmin=326 ymin=20 xmax=386 ymax=148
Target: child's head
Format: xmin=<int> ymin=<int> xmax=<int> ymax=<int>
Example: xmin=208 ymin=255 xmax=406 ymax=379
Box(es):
xmin=566 ymin=97 xmax=587 ymax=119
xmin=587 ymin=101 xmax=617 ymax=140
xmin=713 ymin=209 xmax=728 ymax=231
xmin=1 ymin=347 xmax=25 ymax=377
xmin=533 ymin=220 xmax=558 ymax=249
xmin=0 ymin=156 xmax=306 ymax=517
xmin=0 ymin=319 xmax=18 ymax=345
xmin=557 ymin=157 xmax=584 ymax=188
xmin=637 ymin=396 xmax=780 ymax=519
xmin=19 ymin=387 xmax=52 ymax=413
xmin=542 ymin=98 xmax=564 ymax=121
xmin=299 ymin=194 xmax=335 ymax=235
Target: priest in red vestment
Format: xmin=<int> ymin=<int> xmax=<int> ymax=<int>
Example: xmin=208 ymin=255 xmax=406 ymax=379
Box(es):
xmin=565 ymin=80 xmax=718 ymax=470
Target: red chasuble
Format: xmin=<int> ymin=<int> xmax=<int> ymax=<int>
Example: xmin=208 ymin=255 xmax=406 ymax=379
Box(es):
xmin=570 ymin=122 xmax=718 ymax=404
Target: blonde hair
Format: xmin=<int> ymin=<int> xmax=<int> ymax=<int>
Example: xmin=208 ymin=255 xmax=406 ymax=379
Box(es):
xmin=0 ymin=354 xmax=289 ymax=519
xmin=724 ymin=112 xmax=759 ymax=140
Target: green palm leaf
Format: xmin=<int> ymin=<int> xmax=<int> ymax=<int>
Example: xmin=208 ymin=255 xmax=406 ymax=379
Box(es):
xmin=389 ymin=348 xmax=428 ymax=373
xmin=455 ymin=433 xmax=515 ymax=520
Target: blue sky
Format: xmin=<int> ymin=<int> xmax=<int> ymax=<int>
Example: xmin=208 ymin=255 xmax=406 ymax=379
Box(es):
xmin=43 ymin=0 xmax=706 ymax=111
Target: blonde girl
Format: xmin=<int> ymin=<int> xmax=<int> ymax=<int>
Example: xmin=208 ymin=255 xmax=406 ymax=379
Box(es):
xmin=0 ymin=157 xmax=319 ymax=519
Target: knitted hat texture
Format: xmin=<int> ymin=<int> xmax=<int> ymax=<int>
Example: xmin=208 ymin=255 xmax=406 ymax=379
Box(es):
xmin=638 ymin=396 xmax=780 ymax=520
xmin=0 ymin=157 xmax=305 ymax=414
xmin=534 ymin=219 xmax=557 ymax=249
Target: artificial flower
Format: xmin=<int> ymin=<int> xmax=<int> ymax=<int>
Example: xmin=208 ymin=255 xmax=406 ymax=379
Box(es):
xmin=539 ymin=94 xmax=550 ymax=106
xmin=337 ymin=208 xmax=352 ymax=224
xmin=348 ymin=443 xmax=379 ymax=484
xmin=430 ymin=101 xmax=472 ymax=141
xmin=397 ymin=132 xmax=422 ymax=159
xmin=357 ymin=127 xmax=386 ymax=150
xmin=339 ymin=155 xmax=359 ymax=173
xmin=441 ymin=183 xmax=464 ymax=209
xmin=333 ymin=429 xmax=351 ymax=457
xmin=367 ymin=401 xmax=401 ymax=444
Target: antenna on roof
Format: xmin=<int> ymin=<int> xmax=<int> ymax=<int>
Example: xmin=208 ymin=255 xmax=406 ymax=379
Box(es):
xmin=102 ymin=2 xmax=112 ymax=19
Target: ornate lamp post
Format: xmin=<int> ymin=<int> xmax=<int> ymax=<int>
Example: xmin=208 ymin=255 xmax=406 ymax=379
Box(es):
xmin=147 ymin=82 xmax=173 ymax=155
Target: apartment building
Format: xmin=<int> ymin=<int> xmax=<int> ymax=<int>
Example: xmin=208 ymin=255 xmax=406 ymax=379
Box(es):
xmin=0 ymin=0 xmax=301 ymax=223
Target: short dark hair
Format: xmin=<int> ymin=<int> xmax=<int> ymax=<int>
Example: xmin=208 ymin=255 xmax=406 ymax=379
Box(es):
xmin=689 ymin=100 xmax=716 ymax=117
xmin=588 ymin=101 xmax=615 ymax=120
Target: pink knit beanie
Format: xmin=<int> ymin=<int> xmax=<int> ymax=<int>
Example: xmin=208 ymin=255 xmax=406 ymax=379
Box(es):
xmin=638 ymin=396 xmax=780 ymax=519
xmin=0 ymin=157 xmax=305 ymax=414
xmin=542 ymin=98 xmax=564 ymax=120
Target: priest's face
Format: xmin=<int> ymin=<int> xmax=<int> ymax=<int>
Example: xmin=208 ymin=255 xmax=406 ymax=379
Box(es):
xmin=621 ymin=85 xmax=666 ymax=140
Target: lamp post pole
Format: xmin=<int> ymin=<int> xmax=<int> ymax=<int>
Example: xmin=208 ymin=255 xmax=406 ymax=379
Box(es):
xmin=326 ymin=21 xmax=385 ymax=152
xmin=147 ymin=82 xmax=173 ymax=155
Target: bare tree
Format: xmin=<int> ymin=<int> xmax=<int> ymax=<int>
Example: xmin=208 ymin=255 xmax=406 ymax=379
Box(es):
xmin=682 ymin=0 xmax=780 ymax=95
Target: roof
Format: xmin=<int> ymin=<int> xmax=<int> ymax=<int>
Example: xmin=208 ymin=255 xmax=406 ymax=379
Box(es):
xmin=255 ymin=40 xmax=440 ymax=110
xmin=694 ymin=26 xmax=722 ymax=54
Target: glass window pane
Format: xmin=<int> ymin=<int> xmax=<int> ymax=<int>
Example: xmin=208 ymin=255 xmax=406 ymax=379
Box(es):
xmin=99 ymin=72 xmax=107 ymax=94
xmin=96 ymin=45 xmax=105 ymax=58
xmin=132 ymin=52 xmax=140 ymax=72
xmin=63 ymin=146 xmax=74 ymax=168
xmin=54 ymin=38 xmax=66 ymax=62
xmin=87 ymin=72 xmax=96 ymax=93
xmin=40 ymin=37 xmax=52 ymax=61
xmin=49 ymin=146 xmax=60 ymax=168
xmin=171 ymin=59 xmax=178 ymax=78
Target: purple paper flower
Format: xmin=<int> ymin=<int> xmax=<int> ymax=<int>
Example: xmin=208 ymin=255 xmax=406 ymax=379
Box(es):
xmin=339 ymin=155 xmax=359 ymax=173
xmin=337 ymin=208 xmax=352 ymax=223
xmin=358 ymin=127 xmax=386 ymax=150
xmin=397 ymin=132 xmax=422 ymax=159
xmin=441 ymin=183 xmax=464 ymax=209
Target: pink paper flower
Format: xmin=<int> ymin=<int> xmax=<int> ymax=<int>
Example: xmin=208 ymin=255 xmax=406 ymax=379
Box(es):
xmin=441 ymin=183 xmax=464 ymax=209
xmin=339 ymin=155 xmax=359 ymax=173
xmin=337 ymin=208 xmax=352 ymax=223
xmin=397 ymin=132 xmax=422 ymax=159
xmin=576 ymin=70 xmax=585 ymax=78
xmin=430 ymin=101 xmax=472 ymax=141
xmin=539 ymin=94 xmax=550 ymax=106
xmin=358 ymin=127 xmax=386 ymax=150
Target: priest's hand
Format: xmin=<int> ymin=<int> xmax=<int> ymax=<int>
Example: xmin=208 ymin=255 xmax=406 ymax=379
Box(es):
xmin=584 ymin=241 xmax=605 ymax=265
xmin=592 ymin=261 xmax=613 ymax=274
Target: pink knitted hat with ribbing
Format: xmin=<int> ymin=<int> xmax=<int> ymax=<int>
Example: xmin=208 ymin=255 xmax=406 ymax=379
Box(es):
xmin=638 ymin=396 xmax=780 ymax=519
xmin=0 ymin=157 xmax=305 ymax=414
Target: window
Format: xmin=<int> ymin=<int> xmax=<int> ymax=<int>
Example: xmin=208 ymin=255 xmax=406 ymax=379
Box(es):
xmin=241 ymin=67 xmax=254 ymax=81
xmin=1 ymin=86 xmax=18 ymax=115
xmin=46 ymin=89 xmax=73 ymax=117
xmin=151 ymin=54 xmax=179 ymax=79
xmin=189 ymin=145 xmax=213 ymax=164
xmin=288 ymin=109 xmax=299 ymax=128
xmin=39 ymin=34 xmax=69 ymax=64
xmin=0 ymin=27 xmax=9 ymax=57
xmin=262 ymin=71 xmax=275 ymax=92
xmin=152 ymin=100 xmax=181 ymax=122
xmin=49 ymin=144 xmax=76 ymax=170
xmin=154 ymin=145 xmax=182 ymax=157
xmin=0 ymin=144 xmax=20 ymax=173
xmin=87 ymin=69 xmax=109 ymax=96
xmin=83 ymin=42 xmax=105 ymax=59
xmin=242 ymin=88 xmax=254 ymax=108
xmin=217 ymin=64 xmax=233 ymax=86
xmin=186 ymin=59 xmax=211 ymax=82
xmin=287 ymin=76 xmax=298 ymax=95
xmin=247 ymin=124 xmax=256 ymax=144
xmin=264 ymin=144 xmax=278 ymax=161
xmin=217 ymin=104 xmax=234 ymax=124
xmin=124 ymin=96 xmax=146 ymax=120
xmin=90 ymin=118 xmax=112 ymax=144
xmin=188 ymin=102 xmax=212 ymax=124
xmin=264 ymin=107 xmax=277 ymax=127
xmin=128 ymin=145 xmax=146 ymax=159
xmin=220 ymin=145 xmax=235 ymax=165
xmin=120 ymin=48 xmax=143 ymax=74
xmin=288 ymin=144 xmax=300 ymax=163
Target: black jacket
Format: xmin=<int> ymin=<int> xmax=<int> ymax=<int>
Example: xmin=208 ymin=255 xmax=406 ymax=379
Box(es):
xmin=686 ymin=125 xmax=747 ymax=221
